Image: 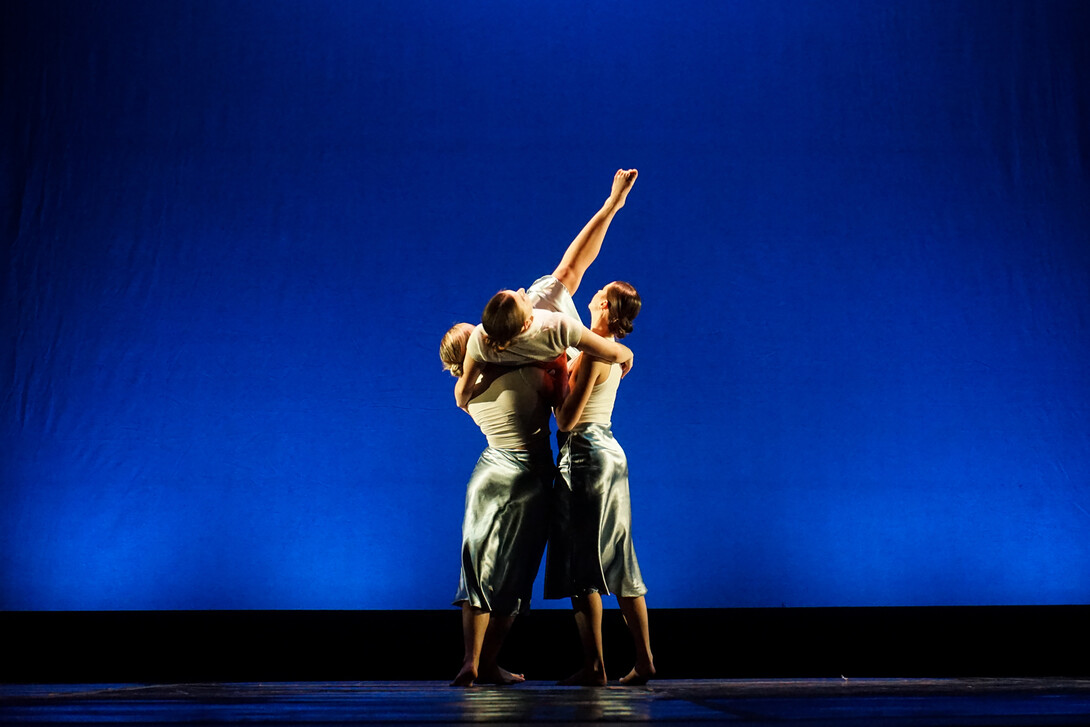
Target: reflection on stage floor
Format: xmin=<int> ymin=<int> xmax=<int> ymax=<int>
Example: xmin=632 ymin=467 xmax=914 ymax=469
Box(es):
xmin=4 ymin=678 xmax=1090 ymax=725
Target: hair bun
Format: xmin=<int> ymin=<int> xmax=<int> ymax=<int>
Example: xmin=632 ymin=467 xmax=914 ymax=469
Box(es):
xmin=604 ymin=282 xmax=641 ymax=340
xmin=440 ymin=322 xmax=475 ymax=378
xmin=609 ymin=316 xmax=634 ymax=339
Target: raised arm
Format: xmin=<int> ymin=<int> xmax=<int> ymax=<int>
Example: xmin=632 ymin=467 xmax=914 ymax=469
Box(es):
xmin=551 ymin=169 xmax=638 ymax=296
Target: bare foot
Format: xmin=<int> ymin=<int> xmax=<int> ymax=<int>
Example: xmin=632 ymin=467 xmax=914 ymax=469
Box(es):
xmin=609 ymin=168 xmax=638 ymax=208
xmin=558 ymin=666 xmax=607 ymax=687
xmin=477 ymin=665 xmax=526 ymax=685
xmin=618 ymin=663 xmax=656 ymax=686
xmin=450 ymin=662 xmax=477 ymax=687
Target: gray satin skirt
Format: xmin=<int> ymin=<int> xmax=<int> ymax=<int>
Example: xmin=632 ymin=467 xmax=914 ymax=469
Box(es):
xmin=545 ymin=423 xmax=647 ymax=599
xmin=454 ymin=446 xmax=554 ymax=616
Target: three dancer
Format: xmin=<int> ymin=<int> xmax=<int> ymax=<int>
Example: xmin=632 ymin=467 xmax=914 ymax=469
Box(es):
xmin=440 ymin=169 xmax=652 ymax=685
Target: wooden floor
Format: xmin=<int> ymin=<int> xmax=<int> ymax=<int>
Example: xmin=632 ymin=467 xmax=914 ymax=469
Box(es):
xmin=4 ymin=679 xmax=1090 ymax=725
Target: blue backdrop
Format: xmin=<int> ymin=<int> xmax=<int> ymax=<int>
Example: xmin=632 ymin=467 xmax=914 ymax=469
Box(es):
xmin=2 ymin=0 xmax=1088 ymax=610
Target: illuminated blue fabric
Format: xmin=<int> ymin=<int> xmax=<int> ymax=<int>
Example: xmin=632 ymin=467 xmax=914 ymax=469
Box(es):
xmin=2 ymin=0 xmax=1087 ymax=609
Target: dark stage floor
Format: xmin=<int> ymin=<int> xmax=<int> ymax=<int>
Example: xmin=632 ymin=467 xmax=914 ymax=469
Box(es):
xmin=3 ymin=679 xmax=1090 ymax=726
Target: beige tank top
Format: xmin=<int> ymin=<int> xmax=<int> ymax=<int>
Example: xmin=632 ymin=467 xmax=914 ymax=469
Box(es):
xmin=576 ymin=362 xmax=621 ymax=426
xmin=467 ymin=367 xmax=551 ymax=450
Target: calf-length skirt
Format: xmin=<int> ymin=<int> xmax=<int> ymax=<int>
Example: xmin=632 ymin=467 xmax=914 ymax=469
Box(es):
xmin=453 ymin=445 xmax=554 ymax=616
xmin=545 ymin=423 xmax=647 ymax=599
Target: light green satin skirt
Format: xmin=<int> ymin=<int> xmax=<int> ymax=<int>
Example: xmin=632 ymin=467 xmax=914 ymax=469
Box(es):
xmin=545 ymin=423 xmax=647 ymax=599
xmin=453 ymin=446 xmax=554 ymax=616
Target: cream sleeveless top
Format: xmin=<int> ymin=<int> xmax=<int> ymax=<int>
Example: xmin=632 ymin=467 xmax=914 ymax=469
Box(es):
xmin=576 ymin=361 xmax=621 ymax=426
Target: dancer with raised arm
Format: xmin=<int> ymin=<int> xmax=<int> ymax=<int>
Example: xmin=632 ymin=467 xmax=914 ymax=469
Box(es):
xmin=453 ymin=169 xmax=639 ymax=411
xmin=546 ymin=281 xmax=654 ymax=686
xmin=440 ymin=169 xmax=642 ymax=686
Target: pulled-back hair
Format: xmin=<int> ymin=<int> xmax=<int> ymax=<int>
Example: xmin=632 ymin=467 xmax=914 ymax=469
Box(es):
xmin=481 ymin=290 xmax=528 ymax=352
xmin=605 ymin=281 xmax=641 ymax=339
xmin=439 ymin=323 xmax=476 ymax=377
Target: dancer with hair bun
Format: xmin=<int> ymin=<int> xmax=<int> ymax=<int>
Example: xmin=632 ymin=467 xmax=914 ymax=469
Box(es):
xmin=546 ymin=280 xmax=655 ymax=687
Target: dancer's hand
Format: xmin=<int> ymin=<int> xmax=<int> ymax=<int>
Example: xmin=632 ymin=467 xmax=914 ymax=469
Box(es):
xmin=619 ymin=349 xmax=634 ymax=378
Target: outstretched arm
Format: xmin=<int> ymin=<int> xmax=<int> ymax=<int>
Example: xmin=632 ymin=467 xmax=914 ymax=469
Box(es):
xmin=551 ymin=169 xmax=638 ymax=296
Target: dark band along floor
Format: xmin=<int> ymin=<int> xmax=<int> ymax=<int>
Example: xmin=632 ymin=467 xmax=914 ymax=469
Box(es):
xmin=4 ymin=679 xmax=1090 ymax=726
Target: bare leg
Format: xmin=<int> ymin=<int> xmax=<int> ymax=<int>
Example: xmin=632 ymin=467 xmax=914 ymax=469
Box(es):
xmin=558 ymin=592 xmax=607 ymax=686
xmin=617 ymin=595 xmax=655 ymax=685
xmin=476 ymin=614 xmax=526 ymax=685
xmin=452 ymin=603 xmax=490 ymax=686
xmin=552 ymin=169 xmax=639 ymax=296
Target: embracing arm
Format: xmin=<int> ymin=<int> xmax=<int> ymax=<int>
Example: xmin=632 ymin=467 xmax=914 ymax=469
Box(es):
xmin=551 ymin=169 xmax=638 ymax=297
xmin=454 ymin=356 xmax=485 ymax=411
xmin=454 ymin=357 xmax=508 ymax=412
xmin=555 ymin=356 xmax=608 ymax=432
xmin=574 ymin=328 xmax=633 ymax=377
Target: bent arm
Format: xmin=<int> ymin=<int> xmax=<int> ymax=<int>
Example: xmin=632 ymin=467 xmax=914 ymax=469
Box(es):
xmin=454 ymin=356 xmax=485 ymax=411
xmin=555 ymin=356 xmax=607 ymax=432
xmin=552 ymin=169 xmax=637 ymax=296
xmin=454 ymin=358 xmax=507 ymax=411
xmin=574 ymin=328 xmax=633 ymax=375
